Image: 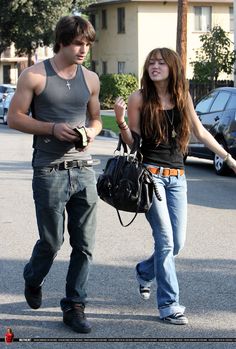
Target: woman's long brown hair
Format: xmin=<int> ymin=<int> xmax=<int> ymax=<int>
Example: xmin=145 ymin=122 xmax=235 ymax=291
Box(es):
xmin=140 ymin=48 xmax=190 ymax=153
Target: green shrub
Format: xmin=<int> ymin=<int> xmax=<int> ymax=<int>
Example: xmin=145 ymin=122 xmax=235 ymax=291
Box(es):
xmin=99 ymin=74 xmax=138 ymax=109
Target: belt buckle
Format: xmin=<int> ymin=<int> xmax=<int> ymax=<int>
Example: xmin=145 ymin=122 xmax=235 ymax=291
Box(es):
xmin=86 ymin=159 xmax=93 ymax=166
xmin=64 ymin=160 xmax=73 ymax=170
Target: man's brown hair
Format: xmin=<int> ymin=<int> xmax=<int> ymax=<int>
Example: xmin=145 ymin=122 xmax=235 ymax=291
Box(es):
xmin=53 ymin=15 xmax=95 ymax=53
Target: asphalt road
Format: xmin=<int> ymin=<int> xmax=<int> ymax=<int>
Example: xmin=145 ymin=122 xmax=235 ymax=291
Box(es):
xmin=0 ymin=124 xmax=235 ymax=349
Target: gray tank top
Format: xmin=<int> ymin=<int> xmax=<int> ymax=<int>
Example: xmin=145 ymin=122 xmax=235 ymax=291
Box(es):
xmin=32 ymin=59 xmax=91 ymax=167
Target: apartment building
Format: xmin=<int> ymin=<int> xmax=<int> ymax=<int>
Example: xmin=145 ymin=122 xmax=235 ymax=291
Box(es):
xmin=88 ymin=0 xmax=234 ymax=82
xmin=0 ymin=44 xmax=53 ymax=85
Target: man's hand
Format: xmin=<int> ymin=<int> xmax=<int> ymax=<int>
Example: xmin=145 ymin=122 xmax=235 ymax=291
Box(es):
xmin=52 ymin=123 xmax=79 ymax=142
xmin=85 ymin=127 xmax=96 ymax=143
xmin=73 ymin=127 xmax=97 ymax=152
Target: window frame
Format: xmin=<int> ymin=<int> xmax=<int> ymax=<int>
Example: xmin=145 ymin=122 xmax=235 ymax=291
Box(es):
xmin=102 ymin=61 xmax=107 ymax=75
xmin=118 ymin=61 xmax=125 ymax=74
xmin=194 ymin=6 xmax=212 ymax=32
xmin=229 ymin=6 xmax=234 ymax=32
xmin=117 ymin=7 xmax=125 ymax=34
xmin=90 ymin=14 xmax=96 ymax=30
xmin=101 ymin=9 xmax=107 ymax=29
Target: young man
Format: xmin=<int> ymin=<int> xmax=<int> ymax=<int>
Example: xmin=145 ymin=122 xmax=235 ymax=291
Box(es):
xmin=8 ymin=15 xmax=102 ymax=334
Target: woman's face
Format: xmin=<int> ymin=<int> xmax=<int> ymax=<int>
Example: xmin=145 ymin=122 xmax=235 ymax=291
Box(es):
xmin=147 ymin=52 xmax=169 ymax=83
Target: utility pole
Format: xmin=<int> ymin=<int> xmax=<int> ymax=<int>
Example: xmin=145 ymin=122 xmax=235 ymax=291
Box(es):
xmin=176 ymin=0 xmax=188 ymax=73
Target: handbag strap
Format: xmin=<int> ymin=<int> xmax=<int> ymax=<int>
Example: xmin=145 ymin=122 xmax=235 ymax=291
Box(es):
xmin=116 ymin=134 xmax=128 ymax=153
xmin=116 ymin=209 xmax=139 ymax=227
xmin=117 ymin=131 xmax=142 ymax=159
xmin=116 ymin=175 xmax=162 ymax=227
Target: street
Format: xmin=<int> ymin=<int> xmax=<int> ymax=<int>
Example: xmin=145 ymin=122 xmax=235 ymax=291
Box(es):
xmin=0 ymin=124 xmax=235 ymax=348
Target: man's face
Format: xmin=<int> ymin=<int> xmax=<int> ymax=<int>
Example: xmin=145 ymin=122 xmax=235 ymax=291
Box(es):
xmin=61 ymin=36 xmax=91 ymax=64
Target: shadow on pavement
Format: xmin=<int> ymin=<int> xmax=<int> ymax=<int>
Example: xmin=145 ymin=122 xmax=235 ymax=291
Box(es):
xmin=0 ymin=257 xmax=235 ymax=339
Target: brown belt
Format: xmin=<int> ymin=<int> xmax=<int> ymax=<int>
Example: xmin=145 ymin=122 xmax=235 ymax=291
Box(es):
xmin=147 ymin=167 xmax=184 ymax=177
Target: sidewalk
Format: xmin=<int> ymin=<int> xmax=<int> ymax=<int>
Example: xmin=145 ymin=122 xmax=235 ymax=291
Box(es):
xmin=101 ymin=109 xmax=115 ymax=116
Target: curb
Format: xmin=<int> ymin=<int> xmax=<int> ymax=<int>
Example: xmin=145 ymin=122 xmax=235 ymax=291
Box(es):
xmin=99 ymin=128 xmax=118 ymax=138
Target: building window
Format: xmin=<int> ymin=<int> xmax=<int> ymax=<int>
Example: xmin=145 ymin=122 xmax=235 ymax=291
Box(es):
xmin=91 ymin=60 xmax=97 ymax=73
xmin=117 ymin=8 xmax=125 ymax=33
xmin=118 ymin=62 xmax=125 ymax=74
xmin=102 ymin=61 xmax=107 ymax=74
xmin=102 ymin=9 xmax=107 ymax=29
xmin=3 ymin=65 xmax=11 ymax=83
xmin=90 ymin=14 xmax=96 ymax=30
xmin=194 ymin=6 xmax=211 ymax=32
xmin=229 ymin=7 xmax=234 ymax=32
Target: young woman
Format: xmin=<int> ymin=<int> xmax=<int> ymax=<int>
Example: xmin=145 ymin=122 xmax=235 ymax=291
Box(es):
xmin=114 ymin=47 xmax=236 ymax=325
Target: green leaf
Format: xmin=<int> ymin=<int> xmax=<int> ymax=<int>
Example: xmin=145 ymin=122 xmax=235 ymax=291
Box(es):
xmin=191 ymin=25 xmax=236 ymax=83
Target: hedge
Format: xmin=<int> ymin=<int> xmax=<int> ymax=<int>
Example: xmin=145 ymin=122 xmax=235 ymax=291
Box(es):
xmin=99 ymin=73 xmax=138 ymax=109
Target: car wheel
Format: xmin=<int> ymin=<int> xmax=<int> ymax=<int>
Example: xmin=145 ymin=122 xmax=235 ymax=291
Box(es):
xmin=213 ymin=141 xmax=229 ymax=176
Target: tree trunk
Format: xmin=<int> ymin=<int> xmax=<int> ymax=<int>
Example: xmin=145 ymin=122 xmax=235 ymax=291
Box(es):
xmin=176 ymin=0 xmax=188 ymax=73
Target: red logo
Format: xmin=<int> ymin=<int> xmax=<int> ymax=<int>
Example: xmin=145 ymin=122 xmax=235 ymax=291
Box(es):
xmin=5 ymin=328 xmax=14 ymax=344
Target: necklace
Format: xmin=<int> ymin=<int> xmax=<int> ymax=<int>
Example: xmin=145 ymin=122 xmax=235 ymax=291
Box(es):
xmin=52 ymin=58 xmax=76 ymax=90
xmin=164 ymin=109 xmax=177 ymax=138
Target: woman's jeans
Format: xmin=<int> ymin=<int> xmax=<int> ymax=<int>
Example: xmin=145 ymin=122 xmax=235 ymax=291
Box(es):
xmin=23 ymin=166 xmax=97 ymax=309
xmin=136 ymin=170 xmax=187 ymax=318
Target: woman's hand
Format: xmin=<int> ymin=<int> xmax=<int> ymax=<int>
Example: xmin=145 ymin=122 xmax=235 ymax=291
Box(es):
xmin=114 ymin=97 xmax=127 ymax=125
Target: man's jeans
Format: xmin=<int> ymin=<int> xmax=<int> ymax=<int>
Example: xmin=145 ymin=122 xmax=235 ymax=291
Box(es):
xmin=136 ymin=171 xmax=187 ymax=318
xmin=23 ymin=166 xmax=97 ymax=308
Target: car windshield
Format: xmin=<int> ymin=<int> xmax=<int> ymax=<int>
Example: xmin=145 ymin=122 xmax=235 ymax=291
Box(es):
xmin=210 ymin=91 xmax=231 ymax=112
xmin=195 ymin=91 xmax=217 ymax=114
xmin=225 ymin=93 xmax=236 ymax=110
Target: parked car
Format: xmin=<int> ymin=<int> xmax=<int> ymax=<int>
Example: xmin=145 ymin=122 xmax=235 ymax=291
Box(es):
xmin=0 ymin=99 xmax=3 ymax=116
xmin=1 ymin=92 xmax=14 ymax=124
xmin=187 ymin=87 xmax=236 ymax=175
xmin=0 ymin=84 xmax=16 ymax=101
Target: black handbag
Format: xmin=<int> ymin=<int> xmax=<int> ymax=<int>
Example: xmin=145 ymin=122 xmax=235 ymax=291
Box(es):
xmin=97 ymin=131 xmax=162 ymax=226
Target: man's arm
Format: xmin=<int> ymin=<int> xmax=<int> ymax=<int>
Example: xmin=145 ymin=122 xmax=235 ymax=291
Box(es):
xmin=84 ymin=70 xmax=102 ymax=142
xmin=8 ymin=65 xmax=79 ymax=143
xmin=8 ymin=67 xmax=54 ymax=136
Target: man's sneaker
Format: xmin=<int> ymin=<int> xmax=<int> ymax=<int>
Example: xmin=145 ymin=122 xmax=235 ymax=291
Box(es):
xmin=63 ymin=303 xmax=92 ymax=334
xmin=139 ymin=285 xmax=151 ymax=300
xmin=162 ymin=312 xmax=188 ymax=325
xmin=24 ymin=284 xmax=42 ymax=309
